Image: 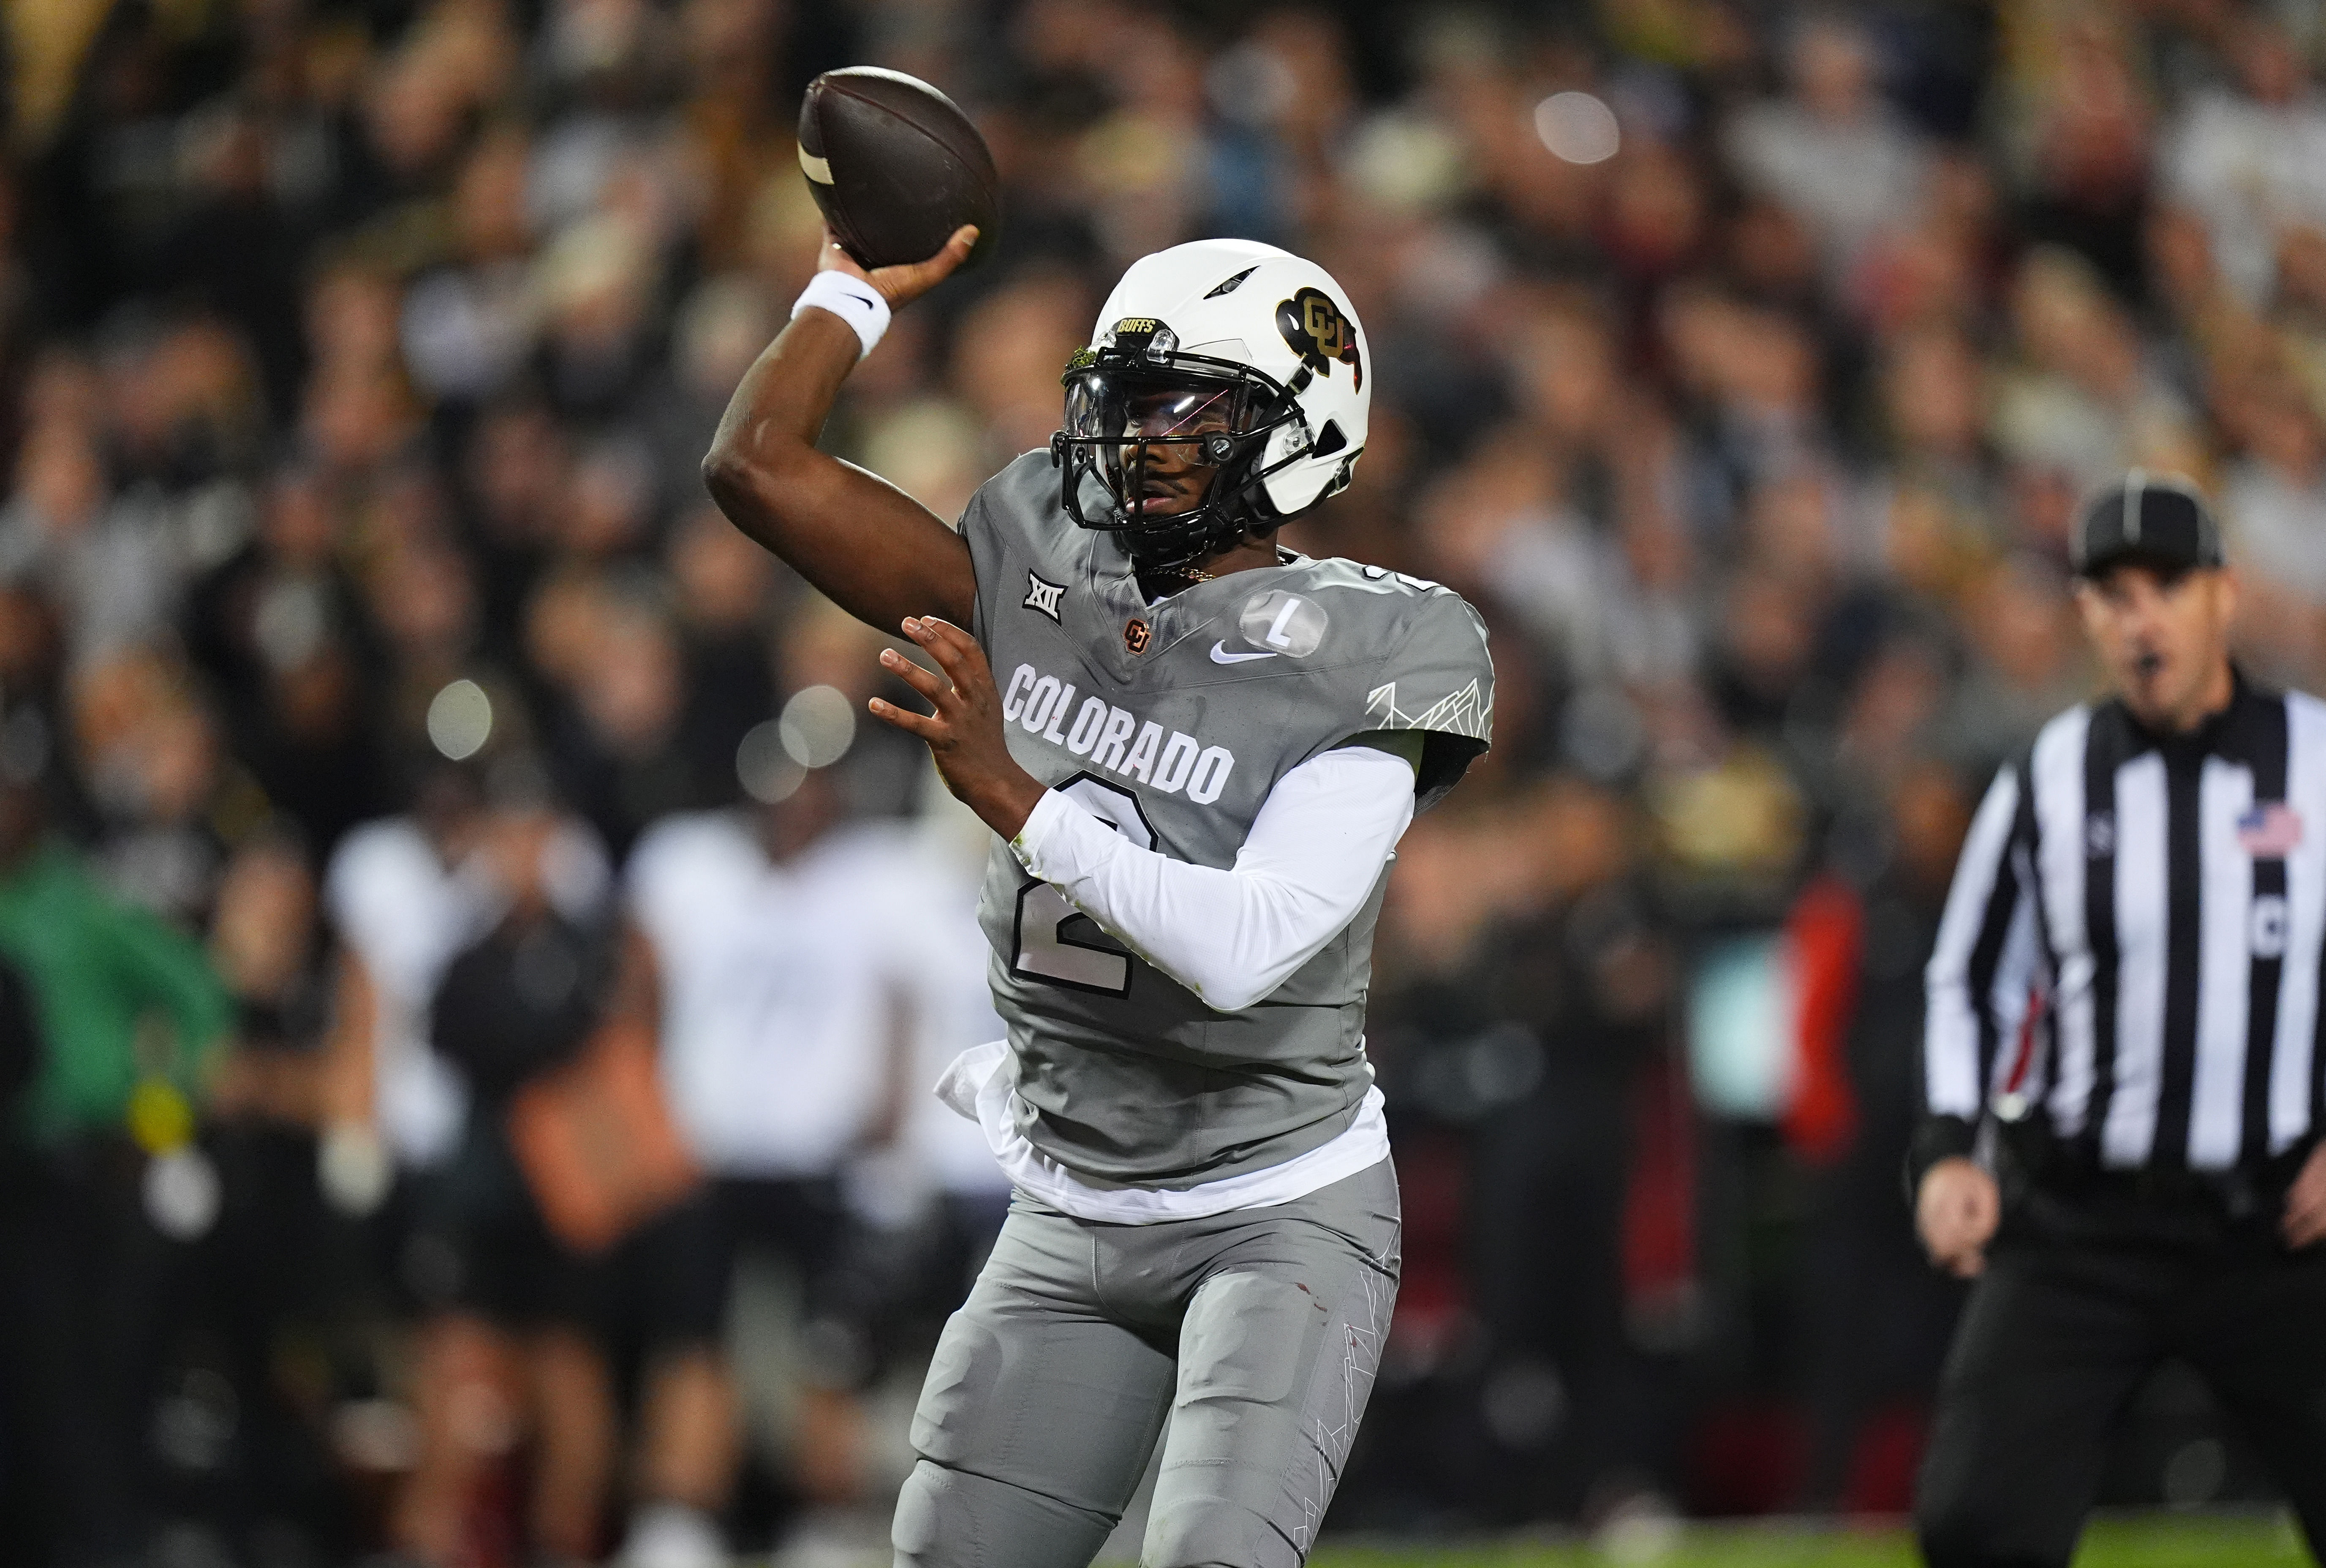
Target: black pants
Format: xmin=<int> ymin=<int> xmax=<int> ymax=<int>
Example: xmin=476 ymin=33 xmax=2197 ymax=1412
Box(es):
xmin=1915 ymin=1181 xmax=2326 ymax=1567
xmin=0 ymin=1139 xmax=185 ymax=1566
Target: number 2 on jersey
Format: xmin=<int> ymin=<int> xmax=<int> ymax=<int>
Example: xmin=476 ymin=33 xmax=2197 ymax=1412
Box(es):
xmin=1011 ymin=774 xmax=1155 ymax=997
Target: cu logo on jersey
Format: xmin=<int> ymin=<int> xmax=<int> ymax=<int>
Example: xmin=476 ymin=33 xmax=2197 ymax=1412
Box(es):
xmin=1124 ymin=618 xmax=1152 ymax=655
xmin=2253 ymin=894 xmax=2291 ymax=960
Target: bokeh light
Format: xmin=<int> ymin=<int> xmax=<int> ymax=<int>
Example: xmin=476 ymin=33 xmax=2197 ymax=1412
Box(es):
xmin=778 ymin=683 xmax=856 ymax=769
xmin=1534 ymin=91 xmax=1621 ymax=164
xmin=736 ymin=718 xmax=806 ymax=804
xmin=424 ymin=679 xmax=493 ymax=761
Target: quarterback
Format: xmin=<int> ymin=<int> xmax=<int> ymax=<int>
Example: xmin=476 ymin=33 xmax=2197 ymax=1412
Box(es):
xmin=704 ymin=223 xmax=1494 ymax=1568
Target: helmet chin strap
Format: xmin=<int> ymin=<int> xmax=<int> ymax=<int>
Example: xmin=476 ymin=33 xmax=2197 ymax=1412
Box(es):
xmin=1124 ymin=514 xmax=1239 ymax=572
xmin=1123 ymin=473 xmax=1280 ymax=573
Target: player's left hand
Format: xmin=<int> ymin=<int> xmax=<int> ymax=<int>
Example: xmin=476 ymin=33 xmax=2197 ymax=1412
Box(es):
xmin=871 ymin=617 xmax=1047 ymax=839
xmin=2282 ymin=1139 xmax=2326 ymax=1248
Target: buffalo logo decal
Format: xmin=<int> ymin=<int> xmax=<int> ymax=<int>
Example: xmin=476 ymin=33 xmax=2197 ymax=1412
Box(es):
xmin=1276 ymin=288 xmax=1362 ymax=391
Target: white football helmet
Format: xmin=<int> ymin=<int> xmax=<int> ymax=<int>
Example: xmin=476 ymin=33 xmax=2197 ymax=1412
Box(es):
xmin=1050 ymin=238 xmax=1369 ymax=567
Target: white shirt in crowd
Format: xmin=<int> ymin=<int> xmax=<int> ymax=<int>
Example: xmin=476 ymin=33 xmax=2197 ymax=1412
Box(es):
xmin=2223 ymin=456 xmax=2326 ymax=607
xmin=895 ymin=806 xmax=1013 ymax=1200
xmin=326 ymin=815 xmax=609 ymax=1166
xmin=627 ymin=811 xmax=928 ymax=1179
xmin=2165 ymin=85 xmax=2326 ymax=307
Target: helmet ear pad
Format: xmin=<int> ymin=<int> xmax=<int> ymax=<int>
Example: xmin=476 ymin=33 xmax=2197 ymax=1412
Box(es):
xmin=1257 ymin=421 xmax=1332 ymax=516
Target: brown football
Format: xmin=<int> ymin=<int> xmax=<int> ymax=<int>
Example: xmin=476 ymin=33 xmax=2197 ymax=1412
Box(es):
xmin=797 ymin=67 xmax=999 ymax=271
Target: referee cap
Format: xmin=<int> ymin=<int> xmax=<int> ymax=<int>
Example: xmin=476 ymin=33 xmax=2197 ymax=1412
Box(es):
xmin=2070 ymin=470 xmax=2224 ymax=576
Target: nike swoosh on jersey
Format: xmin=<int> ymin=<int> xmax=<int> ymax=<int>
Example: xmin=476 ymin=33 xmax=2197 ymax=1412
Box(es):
xmin=1209 ymin=642 xmax=1281 ymax=664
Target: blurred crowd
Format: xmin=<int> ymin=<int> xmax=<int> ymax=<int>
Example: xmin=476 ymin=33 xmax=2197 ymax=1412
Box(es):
xmin=6 ymin=0 xmax=2326 ymax=1563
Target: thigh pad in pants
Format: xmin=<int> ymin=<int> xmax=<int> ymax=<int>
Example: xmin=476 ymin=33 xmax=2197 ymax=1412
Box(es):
xmin=1144 ymin=1170 xmax=1400 ymax=1568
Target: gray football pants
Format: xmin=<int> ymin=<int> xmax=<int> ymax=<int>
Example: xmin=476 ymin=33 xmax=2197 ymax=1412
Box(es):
xmin=891 ymin=1158 xmax=1400 ymax=1568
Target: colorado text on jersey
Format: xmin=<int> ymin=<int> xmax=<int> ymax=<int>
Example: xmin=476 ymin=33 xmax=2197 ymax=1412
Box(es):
xmin=997 ymin=663 xmax=1236 ymax=802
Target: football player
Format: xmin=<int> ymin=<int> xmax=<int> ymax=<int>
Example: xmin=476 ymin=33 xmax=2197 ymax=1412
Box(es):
xmin=704 ymin=225 xmax=1494 ymax=1568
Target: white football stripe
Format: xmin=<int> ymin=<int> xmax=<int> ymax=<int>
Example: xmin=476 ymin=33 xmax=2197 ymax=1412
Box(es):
xmin=2033 ymin=707 xmax=2093 ymax=1134
xmin=2187 ymin=756 xmax=2254 ymax=1169
xmin=2272 ymin=696 xmax=2326 ymax=1150
xmin=2103 ymin=752 xmax=2168 ymax=1167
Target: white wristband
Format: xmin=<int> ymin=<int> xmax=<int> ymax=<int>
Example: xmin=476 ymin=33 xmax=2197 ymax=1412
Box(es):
xmin=792 ymin=271 xmax=892 ymax=360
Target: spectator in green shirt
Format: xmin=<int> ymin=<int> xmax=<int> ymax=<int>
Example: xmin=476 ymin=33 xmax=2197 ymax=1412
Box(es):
xmin=0 ymin=829 xmax=233 ymax=1146
xmin=0 ymin=772 xmax=232 ymax=1567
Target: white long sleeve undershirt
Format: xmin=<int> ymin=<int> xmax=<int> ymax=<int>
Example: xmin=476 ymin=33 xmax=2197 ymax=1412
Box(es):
xmin=1006 ymin=741 xmax=1419 ymax=1012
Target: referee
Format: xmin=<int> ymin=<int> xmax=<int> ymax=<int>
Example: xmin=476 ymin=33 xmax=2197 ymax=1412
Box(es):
xmin=1912 ymin=473 xmax=2326 ymax=1567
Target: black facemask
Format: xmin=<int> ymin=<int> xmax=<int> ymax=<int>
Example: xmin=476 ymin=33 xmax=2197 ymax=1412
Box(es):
xmin=1049 ymin=336 xmax=1304 ymax=570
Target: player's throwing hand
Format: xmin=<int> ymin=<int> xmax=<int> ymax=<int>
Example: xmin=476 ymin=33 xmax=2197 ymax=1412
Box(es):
xmin=817 ymin=223 xmax=979 ymax=308
xmin=871 ymin=617 xmax=1046 ymax=839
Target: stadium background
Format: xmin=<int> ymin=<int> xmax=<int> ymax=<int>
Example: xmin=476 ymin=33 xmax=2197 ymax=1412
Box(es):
xmin=3 ymin=0 xmax=2326 ymax=1562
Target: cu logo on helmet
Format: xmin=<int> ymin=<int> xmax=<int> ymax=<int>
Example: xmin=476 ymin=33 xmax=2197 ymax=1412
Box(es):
xmin=1276 ymin=288 xmax=1362 ymax=391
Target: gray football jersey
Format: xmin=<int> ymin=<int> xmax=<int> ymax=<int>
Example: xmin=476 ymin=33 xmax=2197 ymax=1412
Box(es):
xmin=960 ymin=450 xmax=1494 ymax=1188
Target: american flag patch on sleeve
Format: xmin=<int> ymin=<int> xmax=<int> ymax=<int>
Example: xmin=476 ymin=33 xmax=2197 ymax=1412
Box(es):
xmin=2239 ymin=802 xmax=2304 ymax=858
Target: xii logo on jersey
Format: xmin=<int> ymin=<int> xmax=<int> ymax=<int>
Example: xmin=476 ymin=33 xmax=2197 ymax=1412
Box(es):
xmin=1023 ymin=571 xmax=1066 ymax=622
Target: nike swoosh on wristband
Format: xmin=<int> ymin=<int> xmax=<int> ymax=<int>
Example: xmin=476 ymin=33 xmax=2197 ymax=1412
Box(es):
xmin=1209 ymin=642 xmax=1280 ymax=664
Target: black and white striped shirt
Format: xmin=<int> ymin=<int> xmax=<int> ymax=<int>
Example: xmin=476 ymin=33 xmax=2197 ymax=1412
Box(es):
xmin=1922 ymin=676 xmax=2326 ymax=1176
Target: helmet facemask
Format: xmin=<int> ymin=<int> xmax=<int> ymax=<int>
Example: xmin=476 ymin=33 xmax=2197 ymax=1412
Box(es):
xmin=1050 ymin=325 xmax=1306 ymax=570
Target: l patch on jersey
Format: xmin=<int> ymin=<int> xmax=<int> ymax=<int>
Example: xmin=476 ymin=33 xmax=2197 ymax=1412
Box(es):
xmin=1023 ymin=570 xmax=1066 ymax=622
xmin=1237 ymin=590 xmax=1327 ymax=657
